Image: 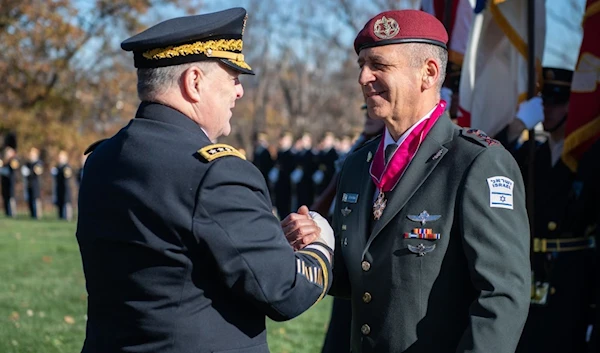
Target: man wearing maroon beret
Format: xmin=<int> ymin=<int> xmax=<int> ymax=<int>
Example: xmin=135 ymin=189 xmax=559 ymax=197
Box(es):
xmin=322 ymin=9 xmax=530 ymax=353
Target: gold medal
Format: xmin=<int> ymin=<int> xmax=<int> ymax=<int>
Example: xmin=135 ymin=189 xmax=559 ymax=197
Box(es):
xmin=373 ymin=191 xmax=387 ymax=220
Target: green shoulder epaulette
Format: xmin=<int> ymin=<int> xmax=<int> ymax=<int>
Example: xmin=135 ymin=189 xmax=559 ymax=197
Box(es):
xmin=198 ymin=143 xmax=246 ymax=162
xmin=84 ymin=139 xmax=108 ymax=155
xmin=460 ymin=129 xmax=500 ymax=147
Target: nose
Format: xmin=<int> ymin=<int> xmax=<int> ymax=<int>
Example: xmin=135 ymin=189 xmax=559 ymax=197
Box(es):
xmin=236 ymin=81 xmax=244 ymax=99
xmin=358 ymin=66 xmax=375 ymax=86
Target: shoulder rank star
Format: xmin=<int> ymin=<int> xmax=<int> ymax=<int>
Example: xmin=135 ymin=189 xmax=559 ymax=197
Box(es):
xmin=407 ymin=210 xmax=440 ymax=225
xmin=198 ymin=143 xmax=246 ymax=161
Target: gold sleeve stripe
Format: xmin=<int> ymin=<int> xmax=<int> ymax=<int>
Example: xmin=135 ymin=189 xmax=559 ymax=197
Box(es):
xmin=297 ymin=250 xmax=329 ymax=303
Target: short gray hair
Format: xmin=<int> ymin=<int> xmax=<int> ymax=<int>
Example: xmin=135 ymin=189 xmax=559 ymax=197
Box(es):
xmin=136 ymin=61 xmax=216 ymax=101
xmin=404 ymin=43 xmax=448 ymax=91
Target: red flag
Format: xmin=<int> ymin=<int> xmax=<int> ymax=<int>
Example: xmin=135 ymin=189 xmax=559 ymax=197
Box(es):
xmin=562 ymin=0 xmax=600 ymax=171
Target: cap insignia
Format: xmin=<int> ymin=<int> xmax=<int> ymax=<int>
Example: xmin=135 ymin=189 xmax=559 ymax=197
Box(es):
xmin=373 ymin=16 xmax=399 ymax=40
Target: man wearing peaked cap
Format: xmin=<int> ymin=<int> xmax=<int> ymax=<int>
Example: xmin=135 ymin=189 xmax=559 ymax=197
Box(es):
xmin=76 ymin=7 xmax=335 ymax=353
xmin=288 ymin=9 xmax=530 ymax=353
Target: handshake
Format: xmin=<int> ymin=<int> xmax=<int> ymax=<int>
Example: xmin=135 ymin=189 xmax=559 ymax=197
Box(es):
xmin=281 ymin=206 xmax=335 ymax=263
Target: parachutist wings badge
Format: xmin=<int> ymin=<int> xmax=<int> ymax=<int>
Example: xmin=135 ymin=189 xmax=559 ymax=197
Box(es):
xmin=407 ymin=210 xmax=441 ymax=226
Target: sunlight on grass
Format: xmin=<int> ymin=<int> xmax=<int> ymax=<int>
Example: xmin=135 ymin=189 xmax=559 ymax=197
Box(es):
xmin=0 ymin=216 xmax=332 ymax=353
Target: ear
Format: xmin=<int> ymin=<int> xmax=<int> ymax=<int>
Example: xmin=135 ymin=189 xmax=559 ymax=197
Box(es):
xmin=421 ymin=57 xmax=440 ymax=91
xmin=182 ymin=65 xmax=205 ymax=103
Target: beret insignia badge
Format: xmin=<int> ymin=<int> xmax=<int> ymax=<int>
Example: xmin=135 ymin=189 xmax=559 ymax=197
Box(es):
xmin=373 ymin=16 xmax=399 ymax=40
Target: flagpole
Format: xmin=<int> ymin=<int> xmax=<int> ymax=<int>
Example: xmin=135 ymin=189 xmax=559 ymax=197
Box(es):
xmin=526 ymin=0 xmax=536 ymax=252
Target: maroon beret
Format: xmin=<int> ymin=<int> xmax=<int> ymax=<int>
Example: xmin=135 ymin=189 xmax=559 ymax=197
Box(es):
xmin=354 ymin=10 xmax=448 ymax=54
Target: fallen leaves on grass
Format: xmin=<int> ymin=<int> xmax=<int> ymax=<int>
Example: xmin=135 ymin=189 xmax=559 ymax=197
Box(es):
xmin=64 ymin=315 xmax=75 ymax=324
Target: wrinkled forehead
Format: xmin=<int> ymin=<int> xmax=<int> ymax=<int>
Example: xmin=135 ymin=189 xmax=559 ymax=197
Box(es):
xmin=358 ymin=44 xmax=405 ymax=64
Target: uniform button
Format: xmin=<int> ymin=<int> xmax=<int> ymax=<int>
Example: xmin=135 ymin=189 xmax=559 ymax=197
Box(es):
xmin=550 ymin=287 xmax=556 ymax=295
xmin=361 ymin=324 xmax=371 ymax=335
xmin=548 ymin=221 xmax=557 ymax=231
xmin=362 ymin=292 xmax=372 ymax=303
xmin=361 ymin=261 xmax=371 ymax=271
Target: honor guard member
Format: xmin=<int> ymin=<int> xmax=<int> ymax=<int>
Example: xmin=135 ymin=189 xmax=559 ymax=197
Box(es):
xmin=315 ymin=132 xmax=339 ymax=196
xmin=21 ymin=147 xmax=43 ymax=219
xmin=1 ymin=146 xmax=19 ymax=217
xmin=287 ymin=10 xmax=531 ymax=353
xmin=251 ymin=131 xmax=274 ymax=187
xmin=76 ymin=8 xmax=334 ymax=353
xmin=52 ymin=150 xmax=73 ymax=221
xmin=295 ymin=132 xmax=318 ymax=208
xmin=495 ymin=68 xmax=595 ymax=353
xmin=272 ymin=131 xmax=296 ymax=218
xmin=573 ymin=139 xmax=600 ymax=349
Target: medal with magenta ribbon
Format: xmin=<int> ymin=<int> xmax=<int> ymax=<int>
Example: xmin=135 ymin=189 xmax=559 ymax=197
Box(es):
xmin=369 ymin=101 xmax=446 ymax=220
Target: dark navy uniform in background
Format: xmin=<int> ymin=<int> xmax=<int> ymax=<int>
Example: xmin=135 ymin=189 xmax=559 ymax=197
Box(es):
xmin=274 ymin=147 xmax=295 ymax=217
xmin=494 ymin=68 xmax=595 ymax=353
xmin=23 ymin=159 xmax=43 ymax=219
xmin=53 ymin=162 xmax=73 ymax=220
xmin=316 ymin=146 xmax=338 ymax=195
xmin=296 ymin=148 xmax=317 ymax=208
xmin=252 ymin=137 xmax=274 ymax=185
xmin=1 ymin=155 xmax=19 ymax=217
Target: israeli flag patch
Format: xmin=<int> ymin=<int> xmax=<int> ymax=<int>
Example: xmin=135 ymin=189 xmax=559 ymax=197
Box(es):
xmin=487 ymin=176 xmax=514 ymax=210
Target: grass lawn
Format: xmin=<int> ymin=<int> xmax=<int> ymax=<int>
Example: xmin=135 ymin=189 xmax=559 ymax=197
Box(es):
xmin=0 ymin=216 xmax=332 ymax=353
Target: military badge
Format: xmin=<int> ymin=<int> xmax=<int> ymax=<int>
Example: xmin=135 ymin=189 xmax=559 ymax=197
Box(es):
xmin=404 ymin=228 xmax=440 ymax=239
xmin=407 ymin=210 xmax=440 ymax=225
xmin=531 ymin=281 xmax=550 ymax=305
xmin=198 ymin=144 xmax=246 ymax=162
xmin=342 ymin=193 xmax=359 ymax=203
xmin=431 ymin=148 xmax=444 ymax=160
xmin=373 ymin=191 xmax=387 ymax=220
xmin=465 ymin=129 xmax=499 ymax=146
xmin=373 ymin=16 xmax=399 ymax=39
xmin=408 ymin=243 xmax=436 ymax=257
xmin=341 ymin=207 xmax=352 ymax=216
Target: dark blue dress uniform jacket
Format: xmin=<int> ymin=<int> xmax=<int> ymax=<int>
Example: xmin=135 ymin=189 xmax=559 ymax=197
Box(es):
xmin=76 ymin=102 xmax=331 ymax=353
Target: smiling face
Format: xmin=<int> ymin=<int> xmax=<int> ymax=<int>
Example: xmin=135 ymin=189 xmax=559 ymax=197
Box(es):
xmin=358 ymin=44 xmax=423 ymax=124
xmin=197 ymin=63 xmax=244 ymax=140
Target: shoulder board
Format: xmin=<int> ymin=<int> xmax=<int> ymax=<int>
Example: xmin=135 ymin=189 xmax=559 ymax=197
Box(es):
xmin=84 ymin=138 xmax=108 ymax=155
xmin=460 ymin=129 xmax=500 ymax=147
xmin=198 ymin=144 xmax=246 ymax=162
